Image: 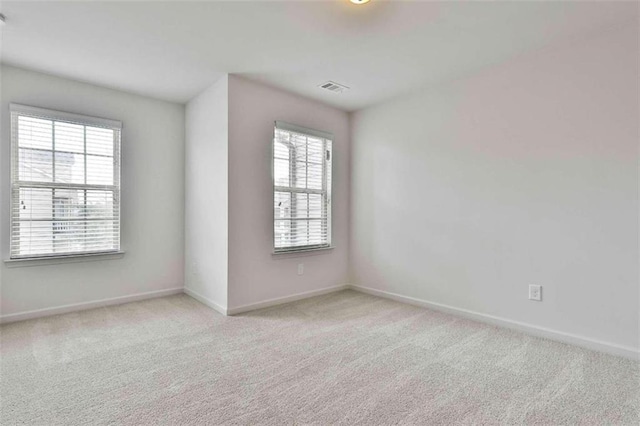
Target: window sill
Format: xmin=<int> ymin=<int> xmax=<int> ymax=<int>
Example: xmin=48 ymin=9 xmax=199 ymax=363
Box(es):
xmin=4 ymin=251 xmax=125 ymax=268
xmin=272 ymin=246 xmax=334 ymax=257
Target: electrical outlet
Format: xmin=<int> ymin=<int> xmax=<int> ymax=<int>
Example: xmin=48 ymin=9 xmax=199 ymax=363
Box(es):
xmin=297 ymin=263 xmax=304 ymax=275
xmin=529 ymin=285 xmax=542 ymax=301
xmin=191 ymin=261 xmax=198 ymax=276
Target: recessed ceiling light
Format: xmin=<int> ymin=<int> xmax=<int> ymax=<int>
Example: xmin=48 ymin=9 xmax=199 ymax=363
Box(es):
xmin=350 ymin=0 xmax=371 ymax=4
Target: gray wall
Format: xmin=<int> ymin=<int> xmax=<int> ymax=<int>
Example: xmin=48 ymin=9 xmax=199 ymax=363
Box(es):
xmin=0 ymin=65 xmax=185 ymax=317
xmin=227 ymin=75 xmax=350 ymax=309
xmin=184 ymin=75 xmax=229 ymax=310
xmin=350 ymin=25 xmax=639 ymax=351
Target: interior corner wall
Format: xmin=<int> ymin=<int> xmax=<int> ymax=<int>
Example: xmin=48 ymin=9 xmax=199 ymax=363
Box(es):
xmin=0 ymin=65 xmax=186 ymax=318
xmin=184 ymin=75 xmax=229 ymax=310
xmin=226 ymin=75 xmax=350 ymax=310
xmin=350 ymin=24 xmax=639 ymax=351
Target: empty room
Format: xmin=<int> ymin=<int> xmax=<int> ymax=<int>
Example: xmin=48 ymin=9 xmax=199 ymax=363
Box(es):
xmin=0 ymin=0 xmax=638 ymax=424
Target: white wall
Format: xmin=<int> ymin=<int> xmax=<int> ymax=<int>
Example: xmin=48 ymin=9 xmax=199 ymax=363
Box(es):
xmin=227 ymin=75 xmax=350 ymax=309
xmin=184 ymin=76 xmax=229 ymax=310
xmin=0 ymin=65 xmax=185 ymax=317
xmin=351 ymin=25 xmax=639 ymax=351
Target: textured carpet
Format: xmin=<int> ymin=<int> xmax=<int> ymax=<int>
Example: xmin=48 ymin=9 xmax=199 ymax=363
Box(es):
xmin=1 ymin=290 xmax=638 ymax=425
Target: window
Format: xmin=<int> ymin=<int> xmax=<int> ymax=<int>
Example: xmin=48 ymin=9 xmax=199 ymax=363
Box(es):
xmin=10 ymin=104 xmax=121 ymax=259
xmin=273 ymin=121 xmax=332 ymax=253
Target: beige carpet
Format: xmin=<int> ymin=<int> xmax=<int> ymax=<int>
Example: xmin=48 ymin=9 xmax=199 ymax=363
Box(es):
xmin=1 ymin=290 xmax=638 ymax=425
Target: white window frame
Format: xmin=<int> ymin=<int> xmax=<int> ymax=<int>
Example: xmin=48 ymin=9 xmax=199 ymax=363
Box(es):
xmin=273 ymin=121 xmax=333 ymax=254
xmin=9 ymin=104 xmax=122 ymax=261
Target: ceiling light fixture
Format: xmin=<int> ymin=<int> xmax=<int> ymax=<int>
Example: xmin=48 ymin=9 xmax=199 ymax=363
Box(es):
xmin=349 ymin=0 xmax=371 ymax=4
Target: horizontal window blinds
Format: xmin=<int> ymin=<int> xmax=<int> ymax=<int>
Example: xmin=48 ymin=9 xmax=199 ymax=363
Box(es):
xmin=10 ymin=104 xmax=121 ymax=259
xmin=273 ymin=122 xmax=332 ymax=252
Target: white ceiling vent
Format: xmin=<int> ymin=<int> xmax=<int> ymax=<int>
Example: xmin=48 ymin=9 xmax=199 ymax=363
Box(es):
xmin=319 ymin=81 xmax=350 ymax=93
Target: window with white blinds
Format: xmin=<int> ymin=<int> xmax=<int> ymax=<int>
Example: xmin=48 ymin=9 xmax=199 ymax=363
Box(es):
xmin=10 ymin=104 xmax=121 ymax=259
xmin=273 ymin=121 xmax=332 ymax=253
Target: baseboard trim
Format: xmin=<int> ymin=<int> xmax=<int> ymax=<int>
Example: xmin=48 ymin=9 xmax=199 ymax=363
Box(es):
xmin=227 ymin=284 xmax=349 ymax=315
xmin=6 ymin=282 xmax=633 ymax=359
xmin=349 ymin=285 xmax=639 ymax=361
xmin=183 ymin=287 xmax=227 ymax=316
xmin=0 ymin=287 xmax=184 ymax=324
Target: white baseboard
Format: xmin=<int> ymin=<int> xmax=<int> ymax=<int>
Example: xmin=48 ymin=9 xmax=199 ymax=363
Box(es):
xmin=227 ymin=284 xmax=349 ymax=315
xmin=349 ymin=285 xmax=639 ymax=361
xmin=183 ymin=287 xmax=227 ymax=316
xmin=0 ymin=287 xmax=184 ymax=324
xmin=5 ymin=282 xmax=634 ymax=360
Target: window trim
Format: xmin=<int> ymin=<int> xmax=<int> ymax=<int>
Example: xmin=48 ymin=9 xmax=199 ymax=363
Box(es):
xmin=10 ymin=104 xmax=122 ymax=129
xmin=8 ymin=103 xmax=122 ymax=261
xmin=4 ymin=250 xmax=125 ymax=268
xmin=272 ymin=121 xmax=333 ymax=254
xmin=274 ymin=121 xmax=333 ymax=141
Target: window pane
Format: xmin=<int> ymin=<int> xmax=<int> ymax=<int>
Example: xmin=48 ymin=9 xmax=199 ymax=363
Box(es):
xmin=52 ymin=197 xmax=78 ymax=254
xmin=85 ymin=220 xmax=118 ymax=251
xmin=18 ymin=188 xmax=53 ymax=220
xmin=15 ymin=221 xmax=53 ymax=257
xmin=291 ymin=219 xmax=325 ymax=247
xmin=86 ymin=155 xmax=113 ymax=185
xmin=309 ymin=194 xmax=322 ymax=218
xmin=274 ymin=219 xmax=291 ymax=248
xmin=19 ymin=148 xmax=53 ymax=182
xmin=86 ymin=127 xmax=114 ymax=156
xmin=18 ymin=116 xmax=52 ymax=150
xmin=307 ymin=163 xmax=323 ymax=190
xmin=293 ymin=220 xmax=309 ymax=246
xmin=295 ymin=193 xmax=309 ymax=218
xmin=308 ymin=220 xmax=324 ymax=245
xmin=274 ymin=191 xmax=291 ymax=219
xmin=274 ymin=129 xmax=290 ymax=146
xmin=274 ymin=140 xmax=289 ymax=160
xmin=55 ymin=122 xmax=84 ymax=153
xmin=307 ymin=139 xmax=324 ymax=163
xmin=55 ymin=152 xmax=85 ymax=184
xmin=290 ymin=134 xmax=306 ymax=152
xmin=294 ymin=140 xmax=307 ymax=162
xmin=53 ymin=189 xmax=85 ymax=219
xmin=294 ymin=161 xmax=307 ymax=189
xmin=274 ymin=158 xmax=290 ymax=187
xmin=53 ymin=220 xmax=86 ymax=254
xmin=86 ymin=190 xmax=115 ymax=219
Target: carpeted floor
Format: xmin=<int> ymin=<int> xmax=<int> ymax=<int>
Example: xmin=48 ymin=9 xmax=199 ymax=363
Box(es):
xmin=1 ymin=290 xmax=638 ymax=425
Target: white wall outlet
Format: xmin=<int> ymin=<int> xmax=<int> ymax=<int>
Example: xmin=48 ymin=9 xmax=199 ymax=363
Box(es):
xmin=297 ymin=263 xmax=304 ymax=275
xmin=191 ymin=261 xmax=198 ymax=276
xmin=529 ymin=285 xmax=542 ymax=301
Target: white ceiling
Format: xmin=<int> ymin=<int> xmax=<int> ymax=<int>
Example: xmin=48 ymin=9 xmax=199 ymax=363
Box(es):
xmin=0 ymin=0 xmax=636 ymax=111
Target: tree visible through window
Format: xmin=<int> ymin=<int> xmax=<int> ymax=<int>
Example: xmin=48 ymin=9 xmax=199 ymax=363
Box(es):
xmin=273 ymin=122 xmax=332 ymax=252
xmin=10 ymin=104 xmax=121 ymax=259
